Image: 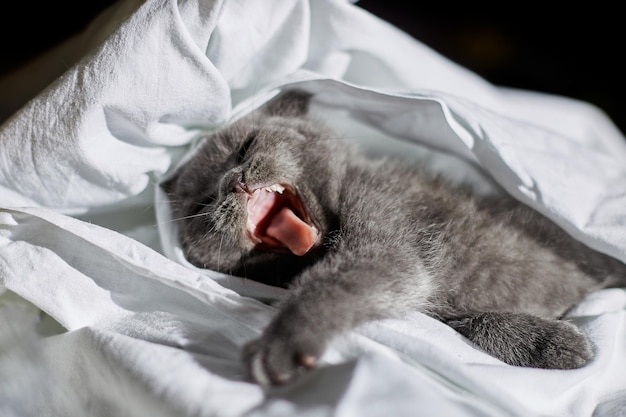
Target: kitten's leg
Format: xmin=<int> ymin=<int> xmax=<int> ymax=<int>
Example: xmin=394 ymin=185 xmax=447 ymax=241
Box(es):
xmin=243 ymin=257 xmax=429 ymax=385
xmin=444 ymin=312 xmax=593 ymax=369
xmin=243 ymin=294 xmax=335 ymax=386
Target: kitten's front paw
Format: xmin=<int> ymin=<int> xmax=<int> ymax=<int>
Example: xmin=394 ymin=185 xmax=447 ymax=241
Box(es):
xmin=242 ymin=328 xmax=325 ymax=386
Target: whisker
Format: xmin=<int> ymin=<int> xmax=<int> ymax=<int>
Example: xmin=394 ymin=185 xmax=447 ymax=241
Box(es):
xmin=155 ymin=197 xmax=216 ymax=211
xmin=241 ymin=254 xmax=248 ymax=279
xmin=153 ymin=211 xmax=210 ymax=227
xmin=217 ymin=233 xmax=224 ymax=273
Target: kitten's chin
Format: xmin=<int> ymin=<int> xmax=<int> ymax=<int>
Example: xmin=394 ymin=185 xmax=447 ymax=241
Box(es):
xmin=244 ymin=183 xmax=319 ymax=256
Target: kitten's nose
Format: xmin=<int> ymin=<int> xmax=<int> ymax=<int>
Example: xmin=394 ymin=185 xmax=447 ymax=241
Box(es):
xmin=223 ymin=169 xmax=249 ymax=194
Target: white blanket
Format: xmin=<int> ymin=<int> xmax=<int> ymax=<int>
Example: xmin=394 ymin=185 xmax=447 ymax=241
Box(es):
xmin=1 ymin=1 xmax=626 ymax=416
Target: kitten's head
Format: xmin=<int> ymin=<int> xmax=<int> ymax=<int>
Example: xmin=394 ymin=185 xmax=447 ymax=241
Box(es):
xmin=162 ymin=91 xmax=352 ymax=285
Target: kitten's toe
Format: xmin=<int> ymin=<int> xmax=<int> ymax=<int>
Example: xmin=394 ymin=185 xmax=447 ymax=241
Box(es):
xmin=242 ymin=333 xmax=324 ymax=386
xmin=243 ymin=340 xmax=277 ymax=386
xmin=532 ymin=321 xmax=594 ymax=369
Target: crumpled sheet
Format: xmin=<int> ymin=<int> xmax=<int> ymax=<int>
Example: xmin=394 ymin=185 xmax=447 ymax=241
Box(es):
xmin=1 ymin=0 xmax=626 ymax=416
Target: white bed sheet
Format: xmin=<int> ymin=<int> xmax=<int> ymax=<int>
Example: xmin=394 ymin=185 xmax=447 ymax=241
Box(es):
xmin=1 ymin=1 xmax=626 ymax=416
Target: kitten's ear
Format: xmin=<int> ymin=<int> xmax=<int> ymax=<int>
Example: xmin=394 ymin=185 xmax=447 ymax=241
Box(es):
xmin=262 ymin=90 xmax=312 ymax=118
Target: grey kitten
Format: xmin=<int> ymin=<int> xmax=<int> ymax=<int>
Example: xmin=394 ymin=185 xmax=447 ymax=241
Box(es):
xmin=162 ymin=90 xmax=626 ymax=386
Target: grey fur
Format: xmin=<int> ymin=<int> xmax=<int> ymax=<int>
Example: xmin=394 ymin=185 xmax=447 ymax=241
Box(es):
xmin=162 ymin=90 xmax=626 ymax=386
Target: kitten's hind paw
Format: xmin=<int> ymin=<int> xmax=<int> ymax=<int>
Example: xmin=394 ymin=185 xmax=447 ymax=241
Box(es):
xmin=447 ymin=312 xmax=594 ymax=370
xmin=539 ymin=321 xmax=594 ymax=369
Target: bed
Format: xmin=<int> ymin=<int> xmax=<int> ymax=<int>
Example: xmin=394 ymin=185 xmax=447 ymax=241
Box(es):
xmin=1 ymin=1 xmax=626 ymax=416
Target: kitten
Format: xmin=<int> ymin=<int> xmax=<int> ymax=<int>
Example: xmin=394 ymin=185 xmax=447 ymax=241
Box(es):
xmin=162 ymin=90 xmax=626 ymax=386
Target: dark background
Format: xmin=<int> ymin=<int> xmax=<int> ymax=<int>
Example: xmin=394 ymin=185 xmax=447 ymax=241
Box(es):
xmin=1 ymin=1 xmax=623 ymax=134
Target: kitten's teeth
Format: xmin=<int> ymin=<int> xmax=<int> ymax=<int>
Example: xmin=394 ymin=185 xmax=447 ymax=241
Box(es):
xmin=247 ymin=218 xmax=258 ymax=234
xmin=264 ymin=184 xmax=285 ymax=194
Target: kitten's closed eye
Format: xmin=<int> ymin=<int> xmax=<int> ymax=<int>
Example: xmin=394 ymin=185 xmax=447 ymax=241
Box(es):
xmin=237 ymin=132 xmax=257 ymax=163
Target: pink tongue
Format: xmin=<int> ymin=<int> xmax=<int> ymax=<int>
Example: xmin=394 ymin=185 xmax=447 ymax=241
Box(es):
xmin=266 ymin=207 xmax=318 ymax=256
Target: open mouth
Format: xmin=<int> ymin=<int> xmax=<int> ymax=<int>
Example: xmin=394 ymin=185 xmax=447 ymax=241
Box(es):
xmin=245 ymin=183 xmax=319 ymax=256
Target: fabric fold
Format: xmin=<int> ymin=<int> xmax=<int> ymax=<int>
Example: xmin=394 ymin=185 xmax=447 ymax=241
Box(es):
xmin=1 ymin=1 xmax=625 ymax=416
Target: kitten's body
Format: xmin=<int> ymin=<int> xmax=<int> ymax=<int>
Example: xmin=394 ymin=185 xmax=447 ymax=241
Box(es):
xmin=163 ymin=91 xmax=626 ymax=385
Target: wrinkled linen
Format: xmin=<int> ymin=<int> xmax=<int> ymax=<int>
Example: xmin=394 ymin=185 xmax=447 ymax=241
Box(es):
xmin=1 ymin=1 xmax=626 ymax=416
